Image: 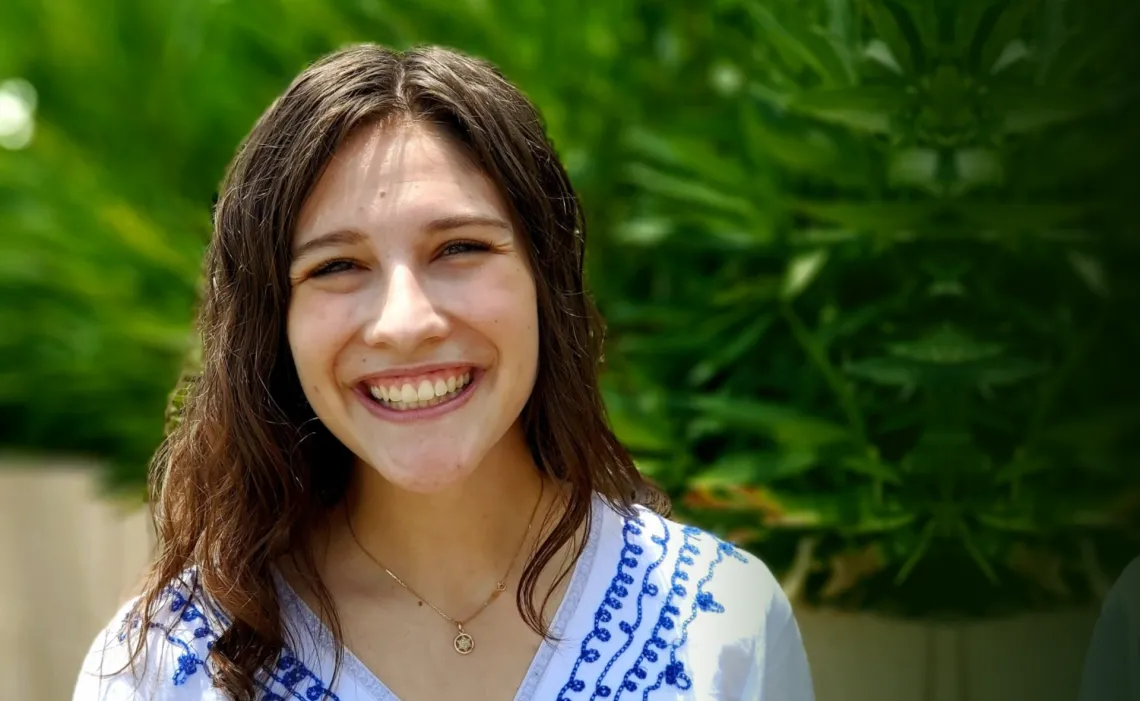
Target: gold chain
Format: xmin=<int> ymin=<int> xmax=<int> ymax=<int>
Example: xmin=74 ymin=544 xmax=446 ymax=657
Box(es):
xmin=346 ymin=479 xmax=545 ymax=655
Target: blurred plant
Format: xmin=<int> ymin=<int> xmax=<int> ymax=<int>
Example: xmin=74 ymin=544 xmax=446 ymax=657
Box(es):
xmin=2 ymin=0 xmax=1137 ymax=617
xmin=599 ymin=0 xmax=1140 ymax=616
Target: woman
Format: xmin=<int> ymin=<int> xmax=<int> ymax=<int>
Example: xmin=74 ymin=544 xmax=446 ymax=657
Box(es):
xmin=73 ymin=44 xmax=814 ymax=701
xmin=1080 ymin=556 xmax=1140 ymax=701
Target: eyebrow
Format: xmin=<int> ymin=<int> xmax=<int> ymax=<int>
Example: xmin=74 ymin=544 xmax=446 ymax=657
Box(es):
xmin=291 ymin=214 xmax=512 ymax=260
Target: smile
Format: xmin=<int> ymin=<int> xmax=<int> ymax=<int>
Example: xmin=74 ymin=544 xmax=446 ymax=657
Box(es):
xmin=355 ymin=367 xmax=479 ymax=420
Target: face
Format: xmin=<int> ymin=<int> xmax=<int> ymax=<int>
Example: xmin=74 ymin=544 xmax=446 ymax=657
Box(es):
xmin=287 ymin=120 xmax=539 ymax=494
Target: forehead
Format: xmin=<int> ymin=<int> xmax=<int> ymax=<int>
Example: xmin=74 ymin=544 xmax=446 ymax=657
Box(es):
xmin=294 ymin=120 xmax=510 ymax=245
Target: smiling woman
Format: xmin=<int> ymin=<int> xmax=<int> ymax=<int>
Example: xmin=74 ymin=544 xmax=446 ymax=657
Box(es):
xmin=71 ymin=44 xmax=814 ymax=701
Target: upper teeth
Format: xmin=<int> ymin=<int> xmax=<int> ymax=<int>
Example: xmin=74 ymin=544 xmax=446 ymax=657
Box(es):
xmin=368 ymin=372 xmax=471 ymax=406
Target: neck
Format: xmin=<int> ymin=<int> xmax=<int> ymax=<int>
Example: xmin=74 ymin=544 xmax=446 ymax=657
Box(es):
xmin=332 ymin=426 xmax=557 ymax=612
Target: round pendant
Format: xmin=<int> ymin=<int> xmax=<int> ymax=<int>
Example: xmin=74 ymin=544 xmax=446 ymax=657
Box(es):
xmin=454 ymin=631 xmax=475 ymax=655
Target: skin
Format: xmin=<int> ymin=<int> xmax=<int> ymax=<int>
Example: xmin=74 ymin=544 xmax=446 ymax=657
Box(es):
xmin=285 ymin=118 xmax=561 ymax=630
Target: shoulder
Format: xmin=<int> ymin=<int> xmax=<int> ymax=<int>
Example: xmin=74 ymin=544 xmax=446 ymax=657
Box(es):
xmin=1079 ymin=556 xmax=1140 ymax=701
xmin=1104 ymin=555 xmax=1140 ymax=620
xmin=577 ymin=499 xmax=813 ymax=699
xmin=619 ymin=504 xmax=795 ymax=644
xmin=72 ymin=572 xmax=228 ymax=701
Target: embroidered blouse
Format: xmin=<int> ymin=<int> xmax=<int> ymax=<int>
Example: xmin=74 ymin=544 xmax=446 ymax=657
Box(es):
xmin=74 ymin=495 xmax=815 ymax=700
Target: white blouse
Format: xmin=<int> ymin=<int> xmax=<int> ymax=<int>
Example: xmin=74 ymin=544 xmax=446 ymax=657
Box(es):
xmin=74 ymin=495 xmax=815 ymax=700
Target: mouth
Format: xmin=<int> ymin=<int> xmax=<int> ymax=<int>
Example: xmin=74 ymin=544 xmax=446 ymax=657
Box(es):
xmin=354 ymin=367 xmax=480 ymax=421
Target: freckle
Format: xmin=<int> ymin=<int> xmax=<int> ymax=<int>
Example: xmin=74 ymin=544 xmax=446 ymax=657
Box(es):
xmin=379 ymin=191 xmax=387 ymax=199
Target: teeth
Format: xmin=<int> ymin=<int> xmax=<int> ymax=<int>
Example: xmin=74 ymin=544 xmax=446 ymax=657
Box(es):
xmin=369 ymin=371 xmax=474 ymax=410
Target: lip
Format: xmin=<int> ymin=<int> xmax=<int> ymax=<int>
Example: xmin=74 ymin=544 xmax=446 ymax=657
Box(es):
xmin=353 ymin=369 xmax=482 ymax=423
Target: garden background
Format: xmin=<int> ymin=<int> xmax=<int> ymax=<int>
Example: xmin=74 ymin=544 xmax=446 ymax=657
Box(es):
xmin=1 ymin=0 xmax=1138 ymax=699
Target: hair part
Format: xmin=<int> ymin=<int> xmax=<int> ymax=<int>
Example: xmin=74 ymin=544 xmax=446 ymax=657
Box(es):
xmin=125 ymin=43 xmax=667 ymax=700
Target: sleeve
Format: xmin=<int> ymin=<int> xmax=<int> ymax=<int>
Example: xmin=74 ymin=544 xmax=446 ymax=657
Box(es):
xmin=1079 ymin=557 xmax=1140 ymax=701
xmin=742 ymin=582 xmax=815 ymax=701
xmin=72 ymin=598 xmax=157 ymax=701
xmin=71 ymin=593 xmax=219 ymax=701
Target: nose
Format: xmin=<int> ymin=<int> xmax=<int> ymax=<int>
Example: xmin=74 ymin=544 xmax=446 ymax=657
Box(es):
xmin=363 ymin=264 xmax=448 ymax=353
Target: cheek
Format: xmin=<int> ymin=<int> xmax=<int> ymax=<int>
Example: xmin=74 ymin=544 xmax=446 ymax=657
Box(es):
xmin=461 ymin=269 xmax=538 ymax=348
xmin=287 ymin=292 xmax=356 ymax=383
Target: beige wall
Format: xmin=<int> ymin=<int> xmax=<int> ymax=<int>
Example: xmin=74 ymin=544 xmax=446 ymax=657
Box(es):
xmin=0 ymin=461 xmax=1099 ymax=701
xmin=0 ymin=461 xmax=153 ymax=701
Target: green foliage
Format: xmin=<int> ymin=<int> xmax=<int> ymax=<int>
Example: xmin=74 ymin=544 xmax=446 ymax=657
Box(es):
xmin=600 ymin=0 xmax=1140 ymax=617
xmin=2 ymin=0 xmax=1138 ymax=617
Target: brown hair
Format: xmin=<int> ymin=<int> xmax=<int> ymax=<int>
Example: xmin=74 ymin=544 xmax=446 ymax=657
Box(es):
xmin=125 ymin=43 xmax=667 ymax=699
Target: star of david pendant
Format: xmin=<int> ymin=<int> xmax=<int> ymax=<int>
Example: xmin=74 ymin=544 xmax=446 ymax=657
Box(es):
xmin=454 ymin=628 xmax=475 ymax=655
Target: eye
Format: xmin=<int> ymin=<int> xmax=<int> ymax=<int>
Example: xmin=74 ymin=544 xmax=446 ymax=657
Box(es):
xmin=439 ymin=240 xmax=491 ymax=258
xmin=310 ymin=259 xmax=358 ymax=277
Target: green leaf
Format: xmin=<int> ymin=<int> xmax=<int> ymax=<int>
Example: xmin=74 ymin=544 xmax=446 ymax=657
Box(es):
xmin=895 ymin=520 xmax=936 ymax=584
xmin=603 ymin=390 xmax=675 ymax=453
xmin=761 ymin=491 xmax=915 ymax=531
xmin=887 ymin=148 xmax=940 ymax=192
xmin=738 ymin=0 xmax=854 ymax=85
xmin=840 ymin=454 xmax=904 ymax=483
xmin=953 ymin=149 xmax=1004 ymax=192
xmin=795 ymin=200 xmax=939 ymax=230
xmin=894 ymin=0 xmax=938 ymax=54
xmin=978 ymin=0 xmax=1040 ymax=74
xmin=687 ymin=314 xmax=775 ymax=386
xmin=788 ymin=86 xmax=909 ymax=133
xmin=781 ymin=248 xmax=829 ymax=300
xmin=863 ymin=39 xmax=904 ymax=73
xmin=692 ymin=451 xmax=819 ymax=487
xmin=844 ymin=356 xmax=919 ymax=386
xmin=1068 ymin=251 xmax=1110 ymax=297
xmin=958 ymin=521 xmax=1000 ymax=584
xmin=688 ymin=395 xmax=853 ymax=447
xmin=993 ymin=86 xmax=1134 ymax=133
xmin=625 ymin=163 xmax=757 ymax=220
xmin=624 ymin=127 xmax=756 ymax=192
xmin=975 ymin=506 xmax=1044 ymax=534
xmin=862 ymin=0 xmax=915 ymax=73
xmin=740 ymin=109 xmax=864 ymax=185
xmin=888 ymin=326 xmax=1003 ymax=363
xmin=976 ymin=358 xmax=1047 ymax=386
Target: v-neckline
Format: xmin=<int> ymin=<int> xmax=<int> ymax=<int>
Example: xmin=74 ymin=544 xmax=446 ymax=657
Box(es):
xmin=275 ymin=494 xmax=607 ymax=701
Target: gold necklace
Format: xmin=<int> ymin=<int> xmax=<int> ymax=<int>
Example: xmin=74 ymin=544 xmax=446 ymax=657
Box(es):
xmin=346 ymin=480 xmax=545 ymax=655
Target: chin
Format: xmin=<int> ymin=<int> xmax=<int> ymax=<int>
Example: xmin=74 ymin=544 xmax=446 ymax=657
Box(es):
xmin=360 ymin=446 xmax=484 ymax=494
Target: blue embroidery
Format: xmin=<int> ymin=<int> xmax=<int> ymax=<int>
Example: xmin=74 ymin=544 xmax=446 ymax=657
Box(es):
xmin=265 ymin=654 xmax=339 ymax=701
xmin=615 ymin=525 xmax=699 ymax=698
xmin=558 ymin=516 xmax=653 ymax=699
xmin=120 ymin=574 xmax=338 ymax=700
xmin=639 ymin=538 xmax=745 ymax=699
xmin=558 ymin=510 xmax=739 ymax=700
xmin=591 ymin=519 xmax=670 ymax=699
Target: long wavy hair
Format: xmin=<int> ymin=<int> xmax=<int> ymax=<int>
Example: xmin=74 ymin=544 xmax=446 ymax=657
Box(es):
xmin=123 ymin=43 xmax=667 ymax=700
